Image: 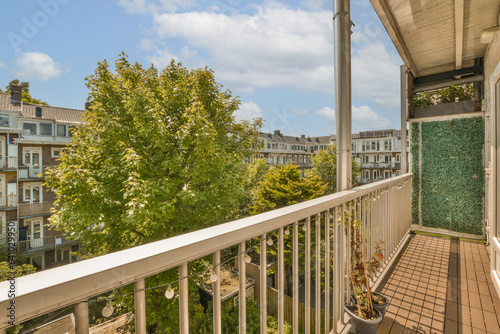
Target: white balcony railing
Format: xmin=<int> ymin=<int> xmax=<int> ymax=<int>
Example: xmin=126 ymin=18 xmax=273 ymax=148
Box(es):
xmin=0 ymin=156 xmax=18 ymax=169
xmin=0 ymin=174 xmax=413 ymax=333
xmin=0 ymin=195 xmax=17 ymax=208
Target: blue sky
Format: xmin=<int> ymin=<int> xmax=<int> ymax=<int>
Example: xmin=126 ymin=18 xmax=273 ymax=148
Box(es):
xmin=0 ymin=0 xmax=403 ymax=136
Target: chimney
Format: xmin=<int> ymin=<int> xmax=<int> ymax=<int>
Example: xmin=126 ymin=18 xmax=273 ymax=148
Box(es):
xmin=35 ymin=107 xmax=42 ymax=118
xmin=274 ymin=130 xmax=281 ymax=136
xmin=301 ymin=134 xmax=306 ymax=139
xmin=10 ymin=85 xmax=22 ymax=105
xmin=85 ymin=102 xmax=91 ymax=111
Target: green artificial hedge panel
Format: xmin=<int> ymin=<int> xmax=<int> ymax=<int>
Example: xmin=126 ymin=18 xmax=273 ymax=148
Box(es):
xmin=419 ymin=117 xmax=484 ymax=235
xmin=410 ymin=122 xmax=420 ymax=225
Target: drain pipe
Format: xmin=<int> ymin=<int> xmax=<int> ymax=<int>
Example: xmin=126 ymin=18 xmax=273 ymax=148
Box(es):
xmin=334 ymin=0 xmax=352 ymax=192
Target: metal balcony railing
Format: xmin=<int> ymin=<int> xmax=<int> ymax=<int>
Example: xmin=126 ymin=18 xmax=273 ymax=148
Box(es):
xmin=0 ymin=195 xmax=17 ymax=208
xmin=17 ymin=234 xmax=75 ymax=255
xmin=0 ymin=157 xmax=18 ymax=169
xmin=18 ymin=202 xmax=54 ymax=217
xmin=18 ymin=165 xmax=56 ymax=179
xmin=0 ymin=174 xmax=413 ymax=333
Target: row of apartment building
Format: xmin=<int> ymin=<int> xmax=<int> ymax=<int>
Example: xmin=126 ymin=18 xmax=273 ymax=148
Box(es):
xmin=253 ymin=129 xmax=409 ymax=183
xmin=0 ymin=88 xmax=83 ymax=271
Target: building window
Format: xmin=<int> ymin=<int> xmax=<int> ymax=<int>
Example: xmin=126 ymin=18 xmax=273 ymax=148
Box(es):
xmin=23 ymin=122 xmax=37 ymax=135
xmin=56 ymin=124 xmax=67 ymax=137
xmin=396 ymin=154 xmax=401 ymax=162
xmin=0 ymin=114 xmax=9 ymax=127
xmin=23 ymin=183 xmax=42 ymax=203
xmin=52 ymin=147 xmax=63 ymax=158
xmin=385 ymin=155 xmax=390 ymax=163
xmin=364 ymin=156 xmax=369 ymax=164
xmin=371 ymin=141 xmax=376 ymax=150
xmin=39 ymin=123 xmax=52 ymax=136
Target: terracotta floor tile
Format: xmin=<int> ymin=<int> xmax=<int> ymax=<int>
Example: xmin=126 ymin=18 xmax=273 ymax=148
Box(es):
xmin=470 ymin=307 xmax=485 ymax=331
xmin=445 ymin=319 xmax=458 ymax=334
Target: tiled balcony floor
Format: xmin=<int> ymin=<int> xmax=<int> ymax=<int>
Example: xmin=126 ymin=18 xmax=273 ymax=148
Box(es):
xmin=376 ymin=234 xmax=500 ymax=334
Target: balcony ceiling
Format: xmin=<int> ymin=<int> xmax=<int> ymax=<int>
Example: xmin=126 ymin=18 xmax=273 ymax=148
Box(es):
xmin=370 ymin=0 xmax=500 ymax=78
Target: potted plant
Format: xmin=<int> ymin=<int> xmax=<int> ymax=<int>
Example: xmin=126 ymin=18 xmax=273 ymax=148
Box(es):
xmin=410 ymin=83 xmax=478 ymax=118
xmin=344 ymin=216 xmax=388 ymax=333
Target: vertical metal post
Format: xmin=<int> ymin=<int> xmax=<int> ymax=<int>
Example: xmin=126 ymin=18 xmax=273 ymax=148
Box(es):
xmin=293 ymin=222 xmax=299 ymax=334
xmin=74 ymin=301 xmax=89 ymax=334
xmin=324 ymin=211 xmax=330 ymax=334
xmin=239 ymin=242 xmax=247 ymax=334
xmin=335 ymin=0 xmax=352 ymax=192
xmin=305 ymin=218 xmax=311 ymax=333
xmin=260 ymin=235 xmax=267 ymax=334
xmin=401 ymin=65 xmax=408 ymax=175
xmin=179 ymin=263 xmax=189 ymax=334
xmin=213 ymin=251 xmax=222 ymax=334
xmin=278 ymin=228 xmax=284 ymax=334
xmin=315 ymin=214 xmax=321 ymax=334
xmin=134 ymin=279 xmax=146 ymax=334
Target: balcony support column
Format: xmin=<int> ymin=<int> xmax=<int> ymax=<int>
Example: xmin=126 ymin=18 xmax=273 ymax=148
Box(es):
xmin=400 ymin=65 xmax=408 ymax=174
xmin=134 ymin=279 xmax=146 ymax=334
xmin=335 ymin=0 xmax=352 ymax=192
xmin=74 ymin=301 xmax=89 ymax=334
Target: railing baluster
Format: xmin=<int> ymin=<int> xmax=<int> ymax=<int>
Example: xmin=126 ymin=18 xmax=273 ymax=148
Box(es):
xmin=134 ymin=279 xmax=146 ymax=334
xmin=213 ymin=251 xmax=222 ymax=334
xmin=305 ymin=217 xmax=311 ymax=333
xmin=260 ymin=234 xmax=267 ymax=334
xmin=74 ymin=301 xmax=89 ymax=334
xmin=324 ymin=210 xmax=330 ymax=334
xmin=239 ymin=241 xmax=247 ymax=334
xmin=179 ymin=263 xmax=188 ymax=334
xmin=315 ymin=214 xmax=321 ymax=334
xmin=278 ymin=227 xmax=284 ymax=334
xmin=293 ymin=221 xmax=299 ymax=334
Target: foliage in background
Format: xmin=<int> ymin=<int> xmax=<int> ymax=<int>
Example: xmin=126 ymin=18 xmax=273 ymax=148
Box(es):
xmin=410 ymin=122 xmax=420 ymax=225
xmin=0 ymin=262 xmax=37 ymax=281
xmin=250 ymin=163 xmax=326 ymax=215
xmin=409 ymin=83 xmax=475 ymax=109
xmin=411 ymin=117 xmax=484 ymax=235
xmin=3 ymin=79 xmax=49 ymax=105
xmin=306 ymin=145 xmax=360 ymax=194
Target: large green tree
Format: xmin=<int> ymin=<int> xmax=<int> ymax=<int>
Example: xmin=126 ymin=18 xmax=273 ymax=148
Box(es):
xmin=45 ymin=54 xmax=261 ymax=255
xmin=306 ymin=145 xmax=360 ymax=194
xmin=45 ymin=54 xmax=261 ymax=333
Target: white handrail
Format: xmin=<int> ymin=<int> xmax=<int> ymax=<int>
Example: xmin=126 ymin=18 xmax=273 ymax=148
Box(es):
xmin=0 ymin=173 xmax=413 ymax=330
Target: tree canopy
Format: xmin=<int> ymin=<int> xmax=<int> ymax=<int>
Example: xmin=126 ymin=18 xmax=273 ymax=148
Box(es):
xmin=250 ymin=163 xmax=326 ymax=215
xmin=306 ymin=145 xmax=360 ymax=194
xmin=45 ymin=54 xmax=261 ymax=256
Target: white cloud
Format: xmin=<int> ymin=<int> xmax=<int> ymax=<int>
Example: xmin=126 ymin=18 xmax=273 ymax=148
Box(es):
xmin=118 ymin=0 xmax=196 ymax=14
xmin=147 ymin=46 xmax=203 ymax=70
xmin=315 ymin=105 xmax=390 ymax=131
xmin=315 ymin=106 xmax=335 ymax=122
xmin=235 ymin=101 xmax=263 ymax=122
xmin=352 ymin=105 xmax=390 ymax=130
xmin=150 ymin=3 xmax=334 ymax=94
xmin=301 ymin=0 xmax=327 ymax=10
xmin=352 ymin=43 xmax=401 ymax=107
xmin=14 ymin=52 xmax=64 ymax=81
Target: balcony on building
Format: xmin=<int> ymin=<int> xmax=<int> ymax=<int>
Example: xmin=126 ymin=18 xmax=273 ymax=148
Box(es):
xmin=0 ymin=0 xmax=500 ymax=333
xmin=18 ymin=201 xmax=54 ymax=218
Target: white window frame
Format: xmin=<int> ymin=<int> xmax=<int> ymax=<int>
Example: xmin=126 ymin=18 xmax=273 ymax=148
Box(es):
xmin=51 ymin=147 xmax=63 ymax=158
xmin=23 ymin=121 xmax=54 ymax=136
xmin=23 ymin=182 xmax=43 ymax=203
